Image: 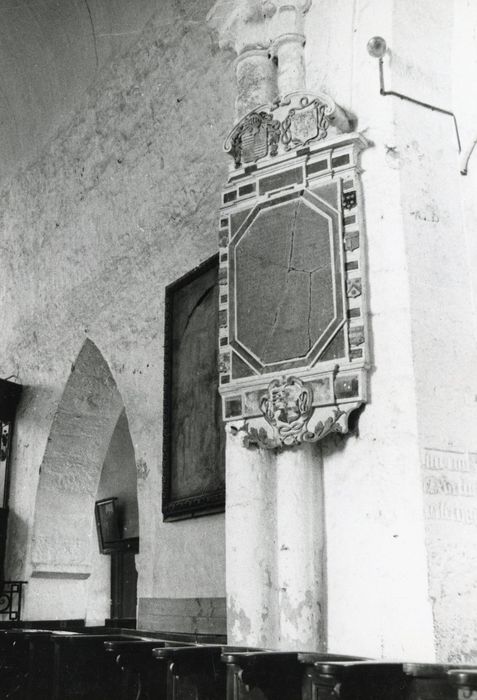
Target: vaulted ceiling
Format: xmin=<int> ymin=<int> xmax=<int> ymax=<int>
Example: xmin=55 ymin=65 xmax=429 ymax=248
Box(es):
xmin=0 ymin=0 xmax=160 ymax=184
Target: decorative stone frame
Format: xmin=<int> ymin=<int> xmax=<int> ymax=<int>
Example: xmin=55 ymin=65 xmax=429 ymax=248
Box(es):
xmin=217 ymin=93 xmax=369 ymax=449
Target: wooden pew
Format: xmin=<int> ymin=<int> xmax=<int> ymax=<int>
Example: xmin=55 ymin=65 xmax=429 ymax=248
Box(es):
xmin=115 ymin=641 xmax=259 ymax=700
xmin=0 ymin=628 xmax=82 ymax=700
xmin=152 ymin=644 xmax=226 ymax=700
xmin=222 ymin=650 xmax=301 ymax=700
xmin=300 ymin=657 xmax=477 ymax=700
xmin=297 ymin=653 xmax=369 ymax=700
xmin=0 ymin=627 xmax=33 ymax=699
xmin=0 ymin=628 xmax=164 ymax=700
xmin=301 ymin=660 xmax=407 ymax=700
xmin=447 ymin=669 xmax=477 ymax=699
xmin=51 ymin=632 xmax=160 ymax=700
xmin=106 ymin=639 xmax=172 ymax=700
xmin=0 ymin=627 xmax=228 ymax=699
xmin=404 ymin=664 xmax=455 ymax=700
xmin=221 ymin=650 xmax=369 ymax=700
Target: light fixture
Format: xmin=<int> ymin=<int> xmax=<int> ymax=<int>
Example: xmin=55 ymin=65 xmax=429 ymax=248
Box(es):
xmin=366 ymin=36 xmax=464 ymax=172
xmin=367 ymin=36 xmax=387 ymax=58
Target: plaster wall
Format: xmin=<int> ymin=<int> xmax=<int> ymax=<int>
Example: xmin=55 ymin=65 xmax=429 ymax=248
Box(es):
xmin=302 ymin=0 xmax=435 ymax=659
xmin=304 ymin=0 xmax=477 ymax=661
xmin=394 ymin=1 xmax=477 ymax=663
xmin=1 ymin=0 xmax=234 ymax=622
xmin=222 ymin=0 xmax=456 ymax=658
xmin=0 ymin=0 xmax=162 ymax=185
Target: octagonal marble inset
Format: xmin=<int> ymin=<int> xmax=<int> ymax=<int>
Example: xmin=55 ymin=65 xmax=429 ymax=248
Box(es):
xmin=229 ymin=188 xmax=345 ymax=372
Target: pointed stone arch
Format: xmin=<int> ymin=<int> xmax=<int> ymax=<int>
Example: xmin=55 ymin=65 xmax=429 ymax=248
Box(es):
xmin=30 ymin=338 xmax=127 ymax=578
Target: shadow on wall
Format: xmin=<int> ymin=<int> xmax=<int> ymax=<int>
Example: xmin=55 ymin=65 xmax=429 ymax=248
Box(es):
xmin=4 ymin=510 xmax=29 ymax=581
xmin=25 ymin=338 xmax=138 ymax=620
xmin=97 ymin=409 xmax=139 ymax=540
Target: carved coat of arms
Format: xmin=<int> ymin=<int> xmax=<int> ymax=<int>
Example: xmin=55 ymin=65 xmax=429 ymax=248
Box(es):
xmin=227 ymin=112 xmax=281 ymax=167
xmin=260 ymin=376 xmax=313 ymax=446
xmin=282 ymin=97 xmax=328 ymax=150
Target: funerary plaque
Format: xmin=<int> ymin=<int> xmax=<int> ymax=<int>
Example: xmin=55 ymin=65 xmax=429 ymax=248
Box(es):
xmin=219 ymin=93 xmax=370 ymax=449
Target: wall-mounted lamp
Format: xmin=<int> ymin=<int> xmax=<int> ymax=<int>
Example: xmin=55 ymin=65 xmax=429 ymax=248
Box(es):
xmin=367 ymin=36 xmax=467 ymax=174
xmin=366 ymin=36 xmax=387 ymax=59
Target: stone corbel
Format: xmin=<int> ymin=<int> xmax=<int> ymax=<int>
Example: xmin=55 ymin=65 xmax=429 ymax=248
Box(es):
xmin=228 ymin=376 xmax=360 ymax=451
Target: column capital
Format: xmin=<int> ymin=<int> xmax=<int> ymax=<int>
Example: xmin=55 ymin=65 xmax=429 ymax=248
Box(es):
xmin=207 ymin=0 xmax=316 ymax=117
xmin=207 ymin=0 xmax=274 ymax=56
xmin=207 ymin=0 xmax=312 ymax=56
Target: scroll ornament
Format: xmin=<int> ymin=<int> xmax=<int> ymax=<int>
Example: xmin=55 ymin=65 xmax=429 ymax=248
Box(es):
xmin=233 ymin=376 xmax=346 ymax=450
xmin=224 ymin=93 xmax=351 ymax=167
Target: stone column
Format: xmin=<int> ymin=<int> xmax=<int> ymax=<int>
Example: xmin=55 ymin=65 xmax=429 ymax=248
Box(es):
xmin=235 ymin=48 xmax=276 ymax=120
xmin=225 ymin=430 xmax=280 ymax=648
xmin=276 ymin=444 xmax=326 ymax=651
xmin=274 ymin=34 xmax=306 ymax=98
xmin=209 ymin=0 xmax=329 ymax=653
xmin=225 ymin=431 xmax=326 ymax=651
xmin=271 ymin=1 xmax=311 ymax=98
xmin=208 ymin=0 xmax=313 ymax=117
xmin=207 ymin=0 xmax=278 ymax=121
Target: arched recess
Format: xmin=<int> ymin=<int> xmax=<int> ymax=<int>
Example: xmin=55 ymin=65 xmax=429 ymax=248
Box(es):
xmin=86 ymin=408 xmax=139 ymax=623
xmin=97 ymin=409 xmax=139 ymax=540
xmin=30 ymin=338 xmax=133 ymax=579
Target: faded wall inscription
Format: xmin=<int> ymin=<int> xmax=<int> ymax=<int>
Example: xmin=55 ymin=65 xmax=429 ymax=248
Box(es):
xmin=423 ymin=449 xmax=477 ymax=526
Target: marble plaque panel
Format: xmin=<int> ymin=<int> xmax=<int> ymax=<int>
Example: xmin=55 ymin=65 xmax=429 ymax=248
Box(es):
xmin=234 ymin=195 xmax=339 ymax=366
xmin=219 ymin=119 xmax=369 ymax=447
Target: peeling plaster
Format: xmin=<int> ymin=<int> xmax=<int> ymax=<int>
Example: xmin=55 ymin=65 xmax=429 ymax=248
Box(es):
xmin=279 ymin=587 xmax=321 ymax=649
xmin=228 ymin=595 xmax=252 ymax=642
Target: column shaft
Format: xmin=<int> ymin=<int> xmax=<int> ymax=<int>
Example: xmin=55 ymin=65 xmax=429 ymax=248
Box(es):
xmin=226 ymin=431 xmax=279 ymax=647
xmin=276 ymin=443 xmax=326 ymax=651
xmin=235 ymin=49 xmax=276 ymax=120
xmin=275 ymin=33 xmax=306 ymax=98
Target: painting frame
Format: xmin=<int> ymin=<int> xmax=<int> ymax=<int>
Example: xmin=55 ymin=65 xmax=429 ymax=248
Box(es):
xmin=95 ymin=497 xmax=122 ymax=554
xmin=162 ymin=254 xmax=225 ymax=521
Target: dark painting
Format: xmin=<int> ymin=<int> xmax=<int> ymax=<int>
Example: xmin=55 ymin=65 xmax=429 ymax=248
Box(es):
xmin=162 ymin=255 xmax=225 ymax=520
xmin=95 ymin=498 xmax=121 ymax=553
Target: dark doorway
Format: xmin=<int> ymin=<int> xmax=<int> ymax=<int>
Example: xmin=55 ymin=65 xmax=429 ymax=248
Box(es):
xmin=111 ymin=547 xmax=138 ymax=623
